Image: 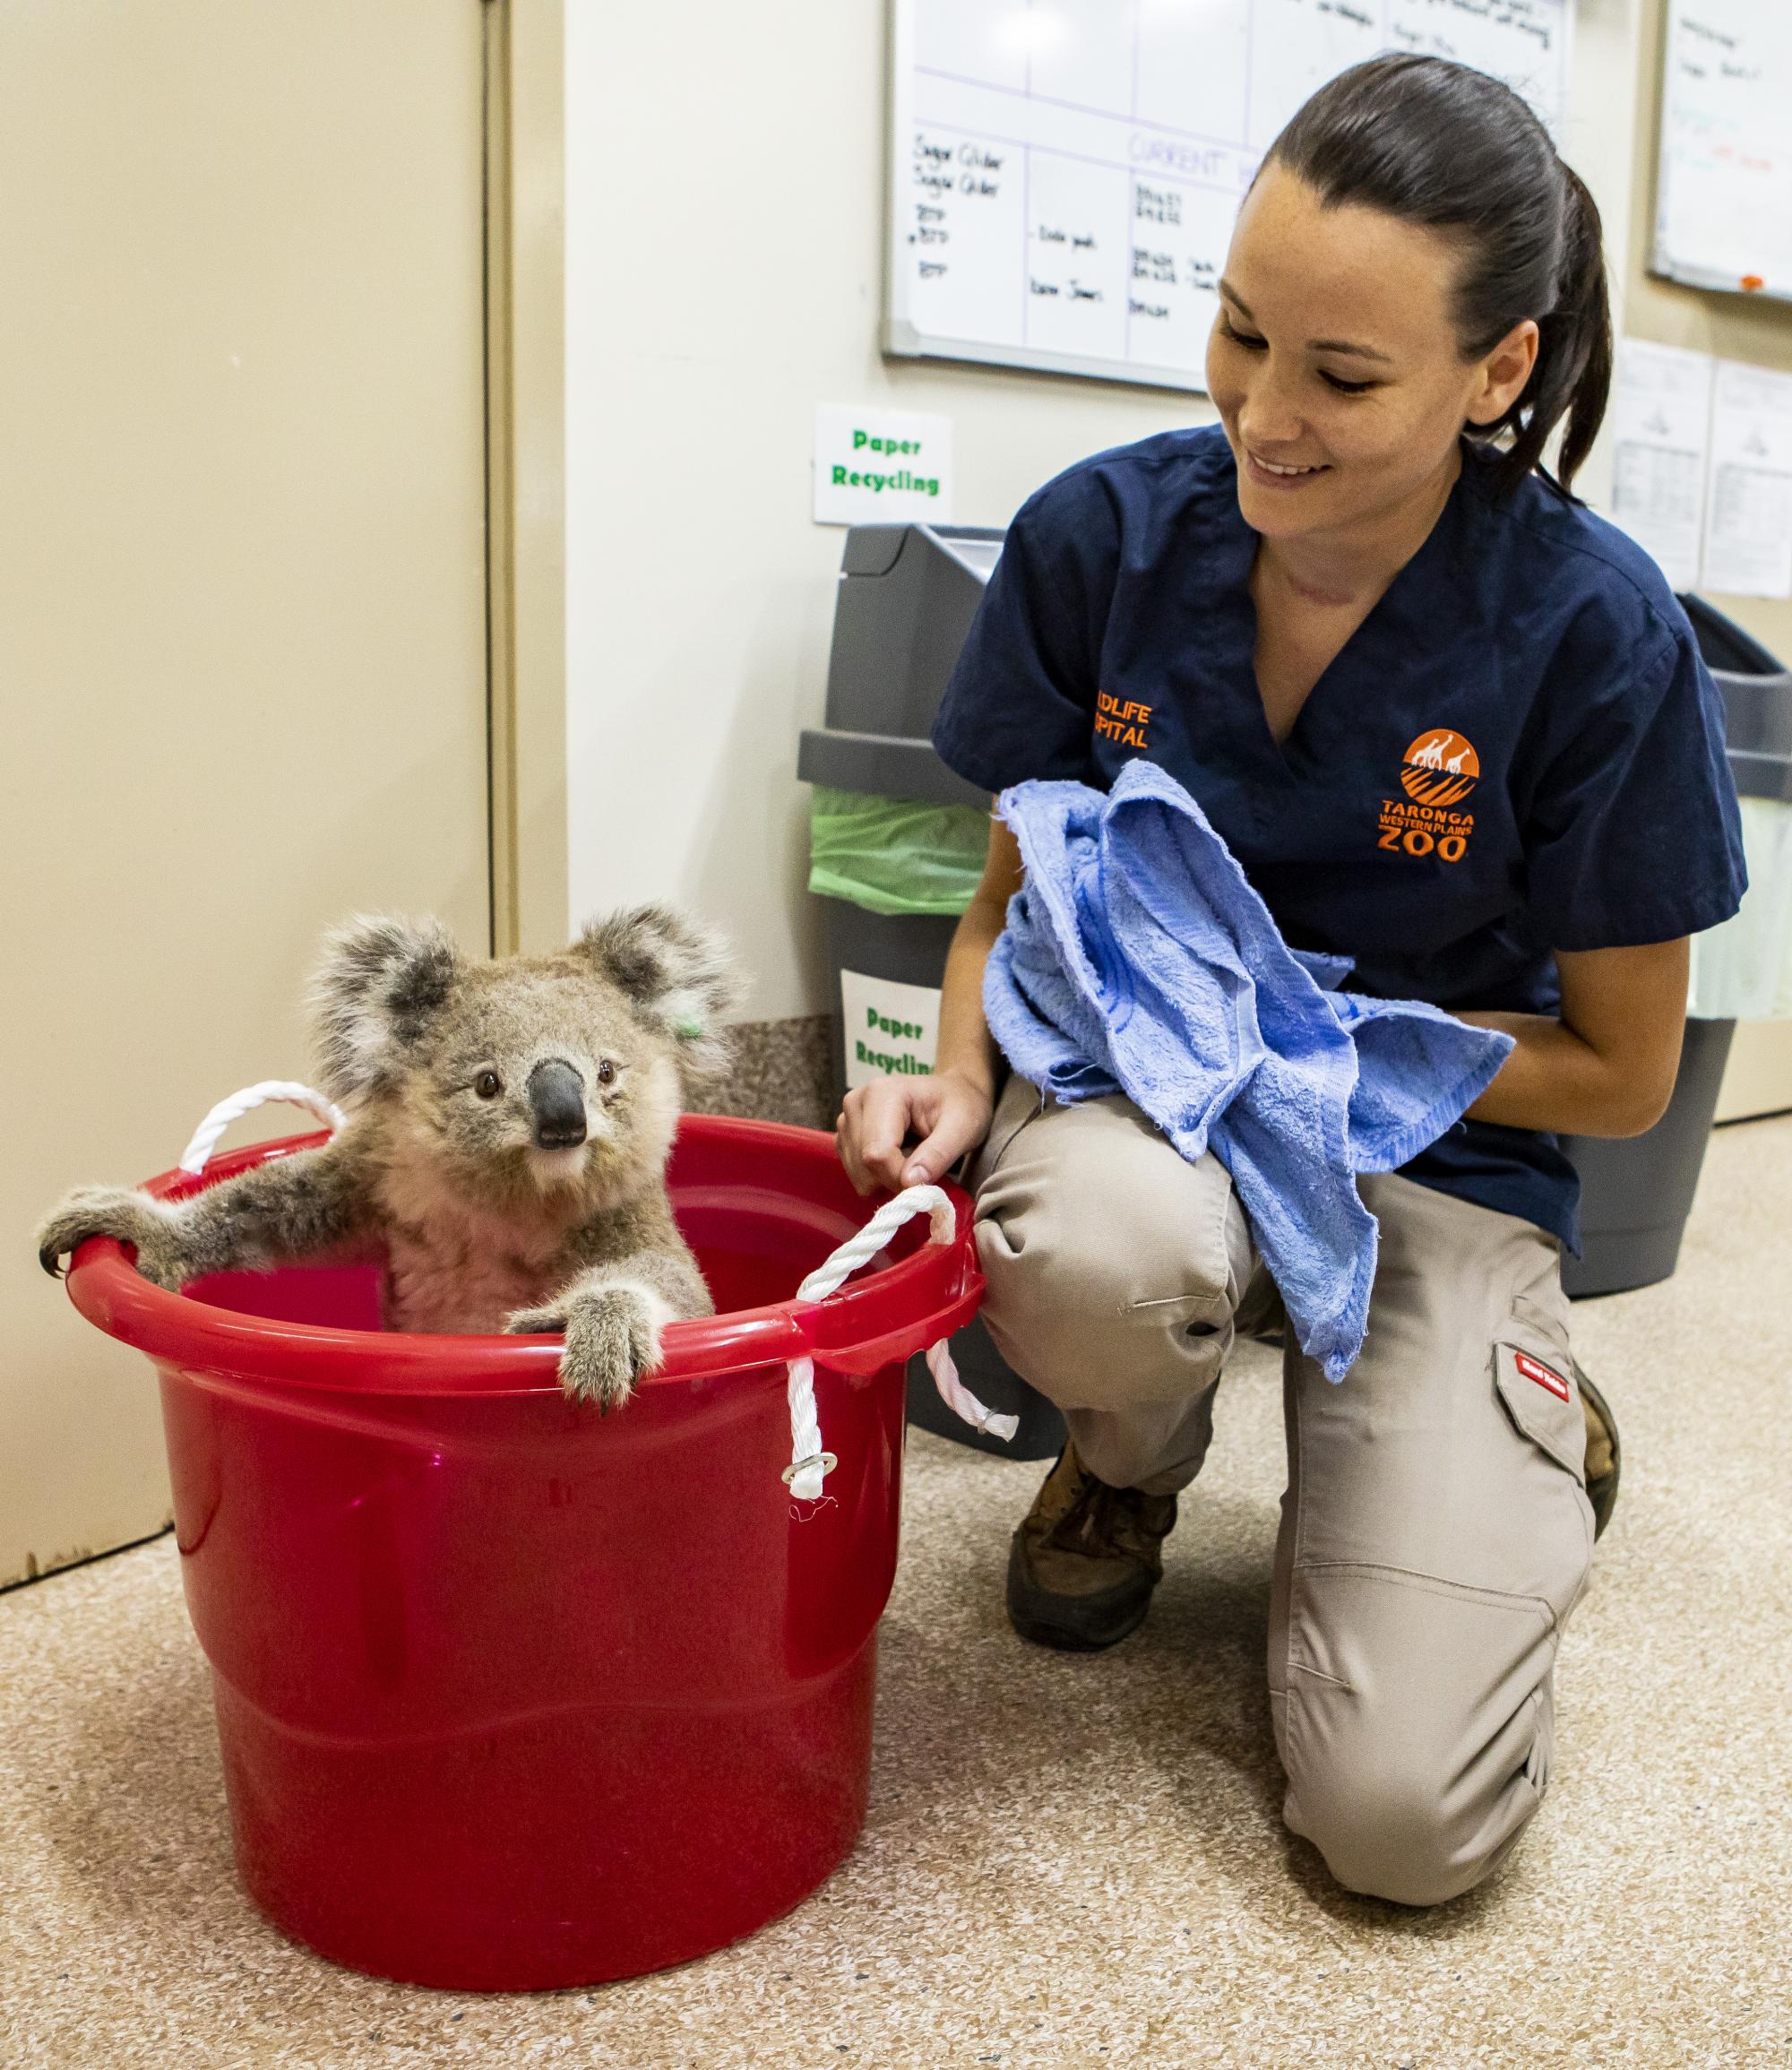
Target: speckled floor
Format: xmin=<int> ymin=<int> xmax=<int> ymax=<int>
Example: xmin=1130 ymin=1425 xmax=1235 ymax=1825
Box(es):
xmin=4 ymin=1116 xmax=1790 ymax=2069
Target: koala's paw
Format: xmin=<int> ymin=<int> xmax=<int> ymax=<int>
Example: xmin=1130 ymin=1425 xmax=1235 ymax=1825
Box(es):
xmin=518 ymin=1284 xmax=666 ymax=1414
xmin=36 ymin=1186 xmax=184 ymax=1287
xmin=503 ymin=1302 xmax=568 ymax=1338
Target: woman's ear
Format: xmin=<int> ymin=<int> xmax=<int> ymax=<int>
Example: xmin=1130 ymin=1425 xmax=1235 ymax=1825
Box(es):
xmin=573 ymin=903 xmax=744 ymax=1081
xmin=1466 ymin=315 xmax=1540 ymax=426
xmin=306 ymin=913 xmax=462 ymax=1102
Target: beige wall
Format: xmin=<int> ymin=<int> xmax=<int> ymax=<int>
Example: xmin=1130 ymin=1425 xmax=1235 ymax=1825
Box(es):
xmin=492 ymin=0 xmax=569 ymax=961
xmin=1617 ymin=0 xmax=1792 ymax=662
xmin=1618 ymin=0 xmax=1792 ymax=1117
xmin=1533 ymin=0 xmax=1792 ymax=660
xmin=557 ymin=3 xmax=1219 ymax=1022
xmin=0 ymin=2 xmax=493 ymax=1588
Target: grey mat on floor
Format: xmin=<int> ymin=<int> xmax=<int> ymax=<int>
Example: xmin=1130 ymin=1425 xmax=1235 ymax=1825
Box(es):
xmin=4 ymin=1116 xmax=1789 ymax=2069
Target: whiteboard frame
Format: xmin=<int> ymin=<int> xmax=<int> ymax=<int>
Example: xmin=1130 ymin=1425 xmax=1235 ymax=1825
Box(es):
xmin=881 ymin=0 xmax=1215 ymax=397
xmin=1649 ymin=0 xmax=1792 ymax=306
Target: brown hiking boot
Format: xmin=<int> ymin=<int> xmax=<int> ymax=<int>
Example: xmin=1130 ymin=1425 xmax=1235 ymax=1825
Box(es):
xmin=1574 ymin=1358 xmax=1621 ymax=1540
xmin=1006 ymin=1442 xmax=1178 ymax=1652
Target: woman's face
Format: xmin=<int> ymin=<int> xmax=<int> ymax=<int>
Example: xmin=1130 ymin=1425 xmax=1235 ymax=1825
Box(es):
xmin=1204 ymin=160 xmax=1537 ymax=545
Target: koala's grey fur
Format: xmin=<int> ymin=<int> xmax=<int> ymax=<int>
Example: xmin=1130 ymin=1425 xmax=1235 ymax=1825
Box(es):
xmin=37 ymin=905 xmax=744 ymax=1410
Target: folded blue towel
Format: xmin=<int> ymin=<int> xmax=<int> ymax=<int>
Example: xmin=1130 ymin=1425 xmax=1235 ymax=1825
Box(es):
xmin=985 ymin=760 xmax=1515 ymax=1381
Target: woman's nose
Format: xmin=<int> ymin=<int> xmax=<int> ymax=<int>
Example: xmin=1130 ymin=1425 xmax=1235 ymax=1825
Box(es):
xmin=1236 ymin=361 xmax=1308 ymax=450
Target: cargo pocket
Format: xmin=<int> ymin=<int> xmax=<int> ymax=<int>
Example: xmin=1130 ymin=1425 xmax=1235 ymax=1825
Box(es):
xmin=1493 ymin=1338 xmax=1587 ymax=1486
xmin=1491 ymin=1331 xmax=1596 ymax=1608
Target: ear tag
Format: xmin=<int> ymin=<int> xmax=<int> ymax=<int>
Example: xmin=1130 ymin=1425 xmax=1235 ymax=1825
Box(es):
xmin=672 ymin=1015 xmax=703 ymax=1039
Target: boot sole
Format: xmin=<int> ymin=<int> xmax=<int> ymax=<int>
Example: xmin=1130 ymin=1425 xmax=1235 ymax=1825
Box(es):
xmin=1005 ymin=1533 xmax=1156 ymax=1652
xmin=1573 ymin=1358 xmax=1621 ymax=1541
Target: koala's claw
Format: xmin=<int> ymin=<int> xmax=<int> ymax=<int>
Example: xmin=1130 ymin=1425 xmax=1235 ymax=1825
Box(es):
xmin=512 ymin=1285 xmax=664 ymax=1413
xmin=36 ymin=1186 xmax=180 ymax=1286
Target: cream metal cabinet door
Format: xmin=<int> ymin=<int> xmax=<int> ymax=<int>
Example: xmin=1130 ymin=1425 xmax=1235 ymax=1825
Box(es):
xmin=1716 ymin=1021 xmax=1792 ymax=1124
xmin=1 ymin=2 xmax=493 ymax=1586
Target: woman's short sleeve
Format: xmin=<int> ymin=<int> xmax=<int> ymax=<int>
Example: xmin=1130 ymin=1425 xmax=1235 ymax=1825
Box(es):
xmin=930 ymin=470 xmax=1119 ymax=794
xmin=1524 ymin=619 xmax=1747 ymax=951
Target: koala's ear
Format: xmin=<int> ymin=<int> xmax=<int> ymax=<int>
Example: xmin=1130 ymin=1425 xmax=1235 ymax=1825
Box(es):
xmin=574 ymin=903 xmax=743 ymax=1080
xmin=306 ymin=914 xmax=462 ymax=1102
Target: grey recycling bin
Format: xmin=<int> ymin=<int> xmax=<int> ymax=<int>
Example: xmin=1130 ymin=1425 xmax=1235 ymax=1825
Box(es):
xmin=800 ymin=522 xmax=1064 ymax=1460
xmin=1683 ymin=593 xmax=1792 ymax=806
xmin=1558 ymin=595 xmax=1791 ymax=1298
xmin=799 ymin=523 xmax=999 ymax=1098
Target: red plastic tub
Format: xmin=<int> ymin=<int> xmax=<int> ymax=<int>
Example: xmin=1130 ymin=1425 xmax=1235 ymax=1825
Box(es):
xmin=63 ymin=1115 xmax=982 ymax=1991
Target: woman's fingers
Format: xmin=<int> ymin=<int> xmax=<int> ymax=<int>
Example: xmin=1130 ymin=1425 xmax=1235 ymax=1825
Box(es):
xmin=834 ymin=1074 xmax=995 ymax=1195
xmin=836 ymin=1080 xmax=917 ymax=1195
xmin=900 ymin=1084 xmax=992 ymax=1186
xmin=898 ymin=1117 xmax=969 ymax=1186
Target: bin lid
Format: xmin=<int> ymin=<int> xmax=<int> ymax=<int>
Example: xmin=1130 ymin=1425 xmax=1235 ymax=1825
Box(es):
xmin=1679 ymin=593 xmax=1786 ymax=679
xmin=821 ymin=523 xmax=1007 ymax=749
xmin=1677 ymin=593 xmax=1791 ymax=801
xmin=839 ymin=522 xmax=1003 ymax=581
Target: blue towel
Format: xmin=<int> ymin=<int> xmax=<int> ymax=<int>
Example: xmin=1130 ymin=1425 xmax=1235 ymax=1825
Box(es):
xmin=985 ymin=761 xmax=1515 ymax=1381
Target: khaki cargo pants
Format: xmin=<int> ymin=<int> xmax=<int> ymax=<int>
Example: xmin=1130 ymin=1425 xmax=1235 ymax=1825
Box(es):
xmin=967 ymin=1072 xmax=1597 ymax=1908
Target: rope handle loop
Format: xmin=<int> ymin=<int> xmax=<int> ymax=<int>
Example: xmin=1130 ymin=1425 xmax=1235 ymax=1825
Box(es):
xmin=783 ymin=1183 xmax=1014 ymax=1499
xmin=178 ymin=1081 xmax=347 ymax=1177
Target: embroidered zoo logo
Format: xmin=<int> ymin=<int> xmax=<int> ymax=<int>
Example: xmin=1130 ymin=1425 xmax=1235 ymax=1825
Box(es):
xmin=1400 ymin=729 xmax=1480 ymax=806
xmin=1378 ymin=729 xmax=1479 ymax=864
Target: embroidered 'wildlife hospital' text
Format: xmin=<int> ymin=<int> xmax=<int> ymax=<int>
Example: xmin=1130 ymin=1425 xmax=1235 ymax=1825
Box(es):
xmin=1096 ymin=691 xmax=1153 ymax=748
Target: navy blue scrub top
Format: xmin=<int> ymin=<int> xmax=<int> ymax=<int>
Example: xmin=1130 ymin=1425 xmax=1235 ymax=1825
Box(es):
xmin=932 ymin=422 xmax=1748 ymax=1254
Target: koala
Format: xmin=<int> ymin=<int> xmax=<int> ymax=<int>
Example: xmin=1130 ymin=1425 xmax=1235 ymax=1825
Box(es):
xmin=36 ymin=905 xmax=743 ymax=1410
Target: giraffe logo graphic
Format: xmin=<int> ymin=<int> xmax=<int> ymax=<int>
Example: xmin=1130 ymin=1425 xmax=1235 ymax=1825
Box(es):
xmin=1400 ymin=729 xmax=1480 ymax=808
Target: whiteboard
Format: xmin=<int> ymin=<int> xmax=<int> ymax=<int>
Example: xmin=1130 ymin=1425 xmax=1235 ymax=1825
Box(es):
xmin=886 ymin=0 xmax=1573 ymax=393
xmin=1652 ymin=1 xmax=1792 ymax=304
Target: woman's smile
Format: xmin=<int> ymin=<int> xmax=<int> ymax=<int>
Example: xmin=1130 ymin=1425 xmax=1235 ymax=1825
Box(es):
xmin=1245 ymin=448 xmax=1331 ymax=487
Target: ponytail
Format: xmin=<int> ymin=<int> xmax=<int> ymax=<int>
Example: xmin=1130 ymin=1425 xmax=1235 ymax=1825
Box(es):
xmin=1266 ymin=55 xmax=1613 ymax=505
xmin=1503 ymin=163 xmax=1612 ymax=503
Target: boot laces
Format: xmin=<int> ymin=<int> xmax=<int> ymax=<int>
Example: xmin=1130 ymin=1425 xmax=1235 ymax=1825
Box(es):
xmin=1049 ymin=1470 xmax=1159 ymax=1559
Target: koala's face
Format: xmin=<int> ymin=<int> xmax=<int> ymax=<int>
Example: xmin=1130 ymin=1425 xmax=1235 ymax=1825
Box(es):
xmin=411 ymin=963 xmax=679 ymax=1201
xmin=309 ymin=906 xmax=740 ymax=1214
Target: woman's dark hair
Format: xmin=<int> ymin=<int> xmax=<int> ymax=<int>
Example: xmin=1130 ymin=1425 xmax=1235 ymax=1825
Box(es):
xmin=1263 ymin=53 xmax=1611 ymax=505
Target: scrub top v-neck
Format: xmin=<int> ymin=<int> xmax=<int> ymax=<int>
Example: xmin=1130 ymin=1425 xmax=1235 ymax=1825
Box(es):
xmin=931 ymin=422 xmax=1747 ymax=1253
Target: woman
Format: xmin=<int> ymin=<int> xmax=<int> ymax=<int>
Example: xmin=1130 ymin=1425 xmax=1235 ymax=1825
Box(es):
xmin=835 ymin=54 xmax=1745 ymax=1907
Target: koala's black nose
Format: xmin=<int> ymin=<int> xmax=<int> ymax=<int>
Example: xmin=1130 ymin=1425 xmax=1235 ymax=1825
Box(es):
xmin=527 ymin=1060 xmax=588 ymax=1149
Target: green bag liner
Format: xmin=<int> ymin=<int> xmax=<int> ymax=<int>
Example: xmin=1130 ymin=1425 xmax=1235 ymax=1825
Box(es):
xmin=1689 ymin=796 xmax=1792 ymax=1021
xmin=809 ymin=785 xmax=1792 ymax=1012
xmin=807 ymin=786 xmax=990 ymax=917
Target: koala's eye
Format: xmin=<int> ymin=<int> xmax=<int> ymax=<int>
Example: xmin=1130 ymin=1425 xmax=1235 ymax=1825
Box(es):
xmin=473 ymin=1070 xmax=503 ymax=1100
xmin=596 ymin=1059 xmax=616 ymax=1085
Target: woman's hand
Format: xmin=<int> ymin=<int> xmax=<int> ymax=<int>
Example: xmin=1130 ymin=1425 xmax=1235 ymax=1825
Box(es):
xmin=834 ymin=1065 xmax=995 ymax=1196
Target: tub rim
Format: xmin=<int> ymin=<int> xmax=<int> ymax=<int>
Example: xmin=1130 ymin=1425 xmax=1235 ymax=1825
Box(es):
xmin=62 ymin=1115 xmax=982 ymax=1399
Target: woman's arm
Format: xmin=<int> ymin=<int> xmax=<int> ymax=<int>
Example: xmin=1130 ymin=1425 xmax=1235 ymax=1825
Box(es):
xmin=1452 ymin=937 xmax=1689 ymax=1137
xmin=932 ymin=817 xmax=1023 ymax=1098
xmin=834 ymin=818 xmax=1023 ymax=1194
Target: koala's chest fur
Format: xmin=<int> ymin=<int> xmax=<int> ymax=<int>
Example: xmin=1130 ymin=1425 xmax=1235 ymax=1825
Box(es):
xmin=381 ymin=1214 xmax=568 ymax=1334
xmin=374 ymin=1155 xmax=580 ymax=1333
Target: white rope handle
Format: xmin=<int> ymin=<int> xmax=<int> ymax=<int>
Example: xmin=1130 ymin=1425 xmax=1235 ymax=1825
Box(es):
xmin=178 ymin=1081 xmax=347 ymax=1176
xmin=783 ymin=1183 xmax=1016 ymax=1499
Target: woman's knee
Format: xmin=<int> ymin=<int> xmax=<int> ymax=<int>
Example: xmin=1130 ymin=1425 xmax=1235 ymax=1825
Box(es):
xmin=1289 ymin=1764 xmax=1506 ymax=1907
xmin=1281 ymin=1691 xmax=1548 ymax=1908
xmin=971 ymin=1108 xmax=1245 ymax=1398
xmin=974 ymin=1095 xmax=1242 ymax=1295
